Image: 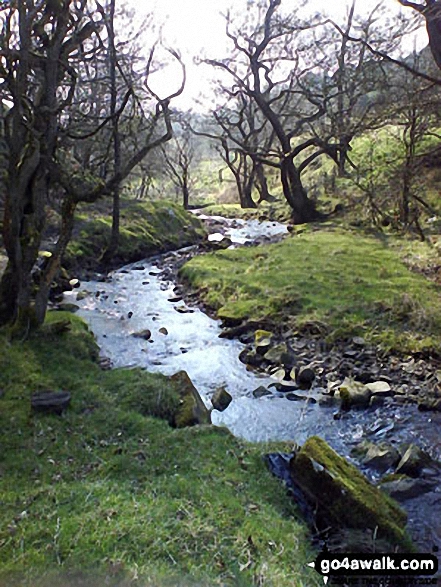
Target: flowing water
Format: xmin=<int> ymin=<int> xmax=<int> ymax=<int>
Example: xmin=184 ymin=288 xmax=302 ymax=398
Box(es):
xmin=67 ymin=216 xmax=441 ymax=552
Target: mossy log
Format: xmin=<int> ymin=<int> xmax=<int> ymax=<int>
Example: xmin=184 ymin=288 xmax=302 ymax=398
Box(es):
xmin=289 ymin=436 xmax=412 ymax=550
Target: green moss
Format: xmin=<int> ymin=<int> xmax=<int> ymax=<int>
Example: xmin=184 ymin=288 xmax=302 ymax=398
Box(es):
xmin=0 ymin=313 xmax=320 ymax=587
xmin=290 ymin=437 xmax=412 ymax=550
xmin=65 ymin=200 xmax=206 ymax=270
xmin=180 ymin=228 xmax=441 ymax=353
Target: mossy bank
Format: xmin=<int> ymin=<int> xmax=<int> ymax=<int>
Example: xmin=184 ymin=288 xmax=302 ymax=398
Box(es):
xmin=0 ymin=313 xmax=320 ymax=587
xmin=63 ymin=199 xmax=206 ymax=273
xmin=180 ymin=227 xmax=441 ymax=354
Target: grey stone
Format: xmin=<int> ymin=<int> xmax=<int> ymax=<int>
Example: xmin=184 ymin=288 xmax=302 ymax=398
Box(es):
xmin=132 ymin=329 xmax=152 ymax=340
xmin=252 ymin=386 xmax=272 ymax=399
xmin=395 ymin=444 xmax=433 ymax=478
xmin=361 ymin=442 xmax=401 ymax=473
xmin=379 ymin=476 xmax=437 ymax=501
xmin=211 ymin=387 xmax=233 ymax=412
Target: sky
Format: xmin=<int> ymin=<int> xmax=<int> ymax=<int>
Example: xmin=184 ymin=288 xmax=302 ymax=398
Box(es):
xmin=125 ymin=0 xmax=429 ymax=112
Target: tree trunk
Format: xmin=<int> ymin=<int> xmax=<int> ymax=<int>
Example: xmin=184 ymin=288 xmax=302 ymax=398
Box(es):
xmin=34 ymin=199 xmax=77 ymax=325
xmin=106 ymin=0 xmax=120 ymax=257
xmin=280 ymin=158 xmax=323 ymax=224
xmin=0 ymin=148 xmax=46 ymax=331
xmin=255 ymin=162 xmax=275 ymax=203
xmin=182 ymin=183 xmax=190 ymax=210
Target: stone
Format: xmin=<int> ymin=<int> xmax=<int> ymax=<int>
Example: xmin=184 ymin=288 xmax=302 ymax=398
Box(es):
xmin=289 ymin=436 xmax=410 ymax=548
xmin=76 ymin=291 xmax=89 ymax=301
xmin=132 ymin=329 xmax=152 ymax=341
xmin=264 ymin=343 xmax=289 ymax=364
xmin=369 ymin=395 xmax=387 ymax=408
xmin=31 ymin=390 xmax=71 ymax=415
xmin=254 ymin=330 xmax=273 ymax=354
xmin=158 ymin=327 xmax=169 ymax=335
xmin=169 ymin=371 xmax=211 ymax=428
xmin=338 ymin=378 xmax=372 ymax=410
xmin=379 ymin=475 xmax=437 ymax=501
xmin=418 ymin=398 xmax=441 ymax=412
xmin=361 ymin=442 xmax=401 ymax=473
xmin=270 ymin=381 xmax=298 ymax=392
xmin=365 ymin=381 xmax=392 ymax=396
xmin=395 ymin=444 xmax=433 ymax=478
xmin=174 ymin=305 xmax=194 ymax=314
xmin=238 ymin=349 xmax=264 ymax=368
xmin=211 ymin=387 xmax=233 ymax=412
xmin=56 ymin=303 xmax=79 ymax=313
xmin=318 ymin=394 xmax=338 ymax=408
xmin=286 ymin=393 xmax=317 ymax=403
xmin=252 ymin=386 xmax=272 ymax=399
xmin=295 ymin=367 xmax=315 ymax=390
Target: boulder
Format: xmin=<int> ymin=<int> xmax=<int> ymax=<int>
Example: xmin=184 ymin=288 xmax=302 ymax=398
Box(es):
xmin=289 ymin=436 xmax=410 ymax=548
xmin=169 ymin=371 xmax=211 ymax=428
xmin=211 ymin=387 xmax=232 ymax=412
xmin=395 ymin=444 xmax=433 ymax=478
xmin=31 ymin=390 xmax=71 ymax=415
xmin=338 ymin=378 xmax=372 ymax=410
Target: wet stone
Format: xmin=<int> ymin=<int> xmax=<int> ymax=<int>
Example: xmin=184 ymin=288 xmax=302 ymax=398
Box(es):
xmin=295 ymin=367 xmax=315 ymax=390
xmin=395 ymin=444 xmax=433 ymax=478
xmin=211 ymin=387 xmax=233 ymax=412
xmin=252 ymin=386 xmax=272 ymax=399
xmin=132 ymin=329 xmax=152 ymax=341
xmin=379 ymin=476 xmax=437 ymax=501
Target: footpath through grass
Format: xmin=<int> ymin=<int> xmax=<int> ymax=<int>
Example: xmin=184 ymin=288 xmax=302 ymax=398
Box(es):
xmin=180 ymin=227 xmax=441 ymax=354
xmin=0 ymin=313 xmax=319 ymax=587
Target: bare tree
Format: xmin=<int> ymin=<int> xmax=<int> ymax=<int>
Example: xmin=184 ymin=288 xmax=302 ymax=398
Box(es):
xmin=0 ymin=1 xmax=184 ymax=334
xmin=161 ymin=124 xmax=195 ymax=209
xmin=204 ymin=0 xmax=347 ymax=223
xmin=397 ymin=1 xmax=441 ymax=69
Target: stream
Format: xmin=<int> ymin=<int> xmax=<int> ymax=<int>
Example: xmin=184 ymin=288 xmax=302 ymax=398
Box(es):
xmin=66 ymin=214 xmax=441 ymax=553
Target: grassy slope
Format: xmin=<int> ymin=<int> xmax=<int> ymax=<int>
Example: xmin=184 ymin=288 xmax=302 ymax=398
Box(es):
xmin=180 ymin=227 xmax=441 ymax=354
xmin=64 ymin=199 xmax=206 ymax=270
xmin=0 ymin=313 xmax=319 ymax=587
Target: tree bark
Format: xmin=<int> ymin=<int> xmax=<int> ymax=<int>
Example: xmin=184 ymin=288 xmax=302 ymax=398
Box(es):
xmin=280 ymin=158 xmax=324 ymax=224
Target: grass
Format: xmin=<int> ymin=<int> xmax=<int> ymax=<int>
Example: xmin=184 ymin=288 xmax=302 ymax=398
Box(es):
xmin=64 ymin=199 xmax=206 ymax=271
xmin=0 ymin=313 xmax=320 ymax=587
xmin=179 ymin=227 xmax=441 ymax=354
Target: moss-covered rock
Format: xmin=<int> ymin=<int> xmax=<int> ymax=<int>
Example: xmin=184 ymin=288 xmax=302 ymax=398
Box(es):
xmin=169 ymin=371 xmax=211 ymax=428
xmin=289 ymin=436 xmax=412 ymax=549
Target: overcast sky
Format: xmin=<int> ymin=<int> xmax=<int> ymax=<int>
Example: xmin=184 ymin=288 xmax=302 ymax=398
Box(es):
xmin=125 ymin=0 xmax=428 ymax=111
